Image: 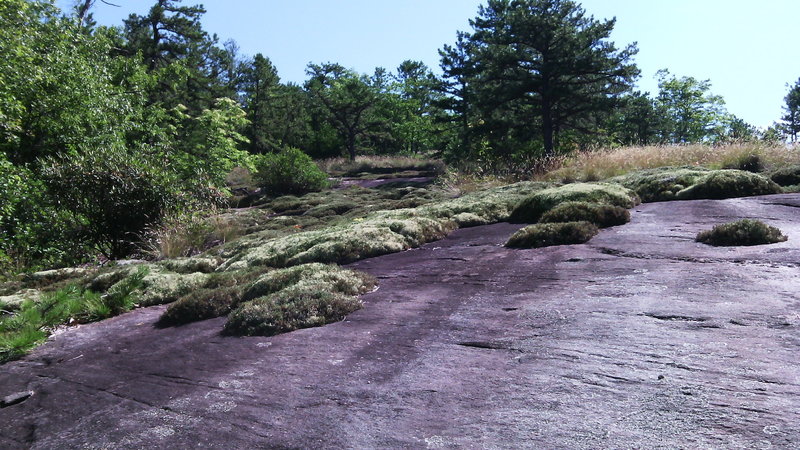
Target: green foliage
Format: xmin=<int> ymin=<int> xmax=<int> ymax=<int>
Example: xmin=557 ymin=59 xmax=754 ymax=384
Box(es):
xmin=441 ymin=0 xmax=639 ymax=156
xmin=40 ymin=150 xmax=181 ymax=259
xmin=505 ymin=221 xmax=599 ymax=249
xmin=539 ymin=202 xmax=630 ymax=228
xmin=696 ymin=219 xmax=787 ymax=247
xmin=0 ymin=266 xmax=147 ymax=362
xmin=783 ymin=78 xmax=800 ymax=143
xmin=509 ymin=183 xmax=639 ymax=223
xmin=654 ymin=69 xmax=729 ymax=144
xmin=252 ymin=147 xmax=329 ymax=196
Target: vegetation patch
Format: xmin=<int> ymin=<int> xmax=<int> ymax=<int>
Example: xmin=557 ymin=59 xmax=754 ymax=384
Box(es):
xmin=696 ymin=219 xmax=787 ymax=247
xmin=509 ymin=183 xmax=638 ymax=223
xmin=539 ymin=201 xmax=630 ymax=228
xmin=770 ymin=165 xmax=800 ymax=187
xmin=610 ymin=167 xmax=711 ymax=202
xmin=505 ymin=222 xmax=599 ymax=249
xmin=674 ymin=170 xmax=781 ymax=200
xmin=320 ymin=156 xmax=445 ymax=178
xmin=252 ymin=147 xmax=330 ymax=196
xmin=223 ymin=264 xmax=376 ymax=336
xmin=158 ymin=286 xmax=244 ymax=326
xmin=0 ymin=267 xmax=148 ymax=362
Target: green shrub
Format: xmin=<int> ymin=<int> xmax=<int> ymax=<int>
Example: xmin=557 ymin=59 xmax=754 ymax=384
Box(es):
xmin=675 ymin=170 xmax=781 ymax=200
xmin=770 ymin=165 xmax=800 ymax=187
xmin=509 ymin=183 xmax=638 ymax=223
xmin=40 ymin=150 xmax=180 ymax=259
xmin=505 ymin=221 xmax=599 ymax=249
xmin=223 ymin=284 xmax=361 ymax=336
xmin=539 ymin=201 xmax=630 ymax=228
xmin=252 ymin=148 xmax=329 ymax=196
xmin=696 ymin=219 xmax=787 ymax=246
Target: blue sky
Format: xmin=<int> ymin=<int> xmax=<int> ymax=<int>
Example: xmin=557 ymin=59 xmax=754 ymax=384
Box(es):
xmin=58 ymin=0 xmax=800 ymax=128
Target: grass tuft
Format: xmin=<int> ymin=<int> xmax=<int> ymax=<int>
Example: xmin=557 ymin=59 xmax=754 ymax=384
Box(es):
xmin=505 ymin=221 xmax=599 ymax=249
xmin=696 ymin=219 xmax=788 ymax=247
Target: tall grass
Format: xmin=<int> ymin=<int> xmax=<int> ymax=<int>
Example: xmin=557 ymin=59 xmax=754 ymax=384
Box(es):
xmin=318 ymin=155 xmax=445 ymax=177
xmin=541 ymin=142 xmax=799 ymax=183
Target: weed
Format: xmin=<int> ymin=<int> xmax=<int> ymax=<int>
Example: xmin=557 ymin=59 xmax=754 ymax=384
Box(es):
xmin=539 ymin=201 xmax=630 ymax=228
xmin=696 ymin=219 xmax=788 ymax=246
xmin=509 ymin=183 xmax=638 ymax=223
xmin=505 ymin=221 xmax=599 ymax=249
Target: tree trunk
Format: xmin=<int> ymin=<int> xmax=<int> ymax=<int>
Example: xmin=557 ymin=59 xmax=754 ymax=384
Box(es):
xmin=347 ymin=132 xmax=357 ymax=161
xmin=542 ymin=98 xmax=555 ymax=157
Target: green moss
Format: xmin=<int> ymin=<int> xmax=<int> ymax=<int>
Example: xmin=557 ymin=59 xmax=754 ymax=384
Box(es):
xmin=539 ymin=201 xmax=630 ymax=228
xmin=158 ymin=257 xmax=220 ymax=274
xmin=505 ymin=221 xmax=599 ymax=249
xmin=696 ymin=219 xmax=788 ymax=246
xmin=770 ymin=165 xmax=800 ymax=187
xmin=509 ymin=183 xmax=638 ymax=223
xmin=158 ymin=286 xmax=244 ymax=326
xmin=304 ymin=201 xmax=359 ymax=218
xmin=675 ymin=170 xmax=781 ymax=200
xmin=613 ymin=167 xmax=781 ymax=202
xmin=610 ymin=167 xmax=710 ymax=202
xmin=224 ymin=285 xmax=362 ymax=336
xmin=135 ymin=271 xmax=209 ymax=306
xmin=224 ymin=264 xmax=376 ymax=336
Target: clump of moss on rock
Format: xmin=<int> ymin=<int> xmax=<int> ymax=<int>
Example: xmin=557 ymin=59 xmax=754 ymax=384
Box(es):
xmin=611 ymin=167 xmax=710 ymax=202
xmin=613 ymin=167 xmax=781 ymax=202
xmin=696 ymin=219 xmax=788 ymax=247
xmin=539 ymin=201 xmax=630 ymax=228
xmin=158 ymin=285 xmax=245 ymax=326
xmin=675 ymin=170 xmax=781 ymax=200
xmin=770 ymin=165 xmax=800 ymax=187
xmin=224 ymin=263 xmax=376 ymax=336
xmin=505 ymin=221 xmax=599 ymax=249
xmin=509 ymin=183 xmax=639 ymax=223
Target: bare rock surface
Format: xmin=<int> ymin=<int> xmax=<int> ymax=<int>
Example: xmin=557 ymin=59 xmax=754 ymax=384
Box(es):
xmin=1 ymin=194 xmax=800 ymax=448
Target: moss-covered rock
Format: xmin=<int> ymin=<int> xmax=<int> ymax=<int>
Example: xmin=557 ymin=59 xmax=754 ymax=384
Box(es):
xmin=0 ymin=289 xmax=41 ymax=312
xmin=675 ymin=170 xmax=781 ymax=200
xmin=135 ymin=271 xmax=209 ymax=306
xmin=539 ymin=201 xmax=630 ymax=228
xmin=158 ymin=257 xmax=221 ymax=274
xmin=158 ymin=286 xmax=245 ymax=326
xmin=243 ymin=263 xmax=375 ymax=301
xmin=509 ymin=183 xmax=638 ymax=223
xmin=505 ymin=221 xmax=599 ymax=249
xmin=613 ymin=167 xmax=781 ymax=202
xmin=696 ymin=219 xmax=788 ymax=246
xmin=610 ymin=167 xmax=711 ymax=202
xmin=770 ymin=165 xmax=800 ymax=187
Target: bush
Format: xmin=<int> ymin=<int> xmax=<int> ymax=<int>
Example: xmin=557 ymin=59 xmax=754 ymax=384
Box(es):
xmin=252 ymin=148 xmax=329 ymax=196
xmin=539 ymin=201 xmax=630 ymax=228
xmin=505 ymin=221 xmax=599 ymax=249
xmin=696 ymin=219 xmax=787 ymax=246
xmin=770 ymin=165 xmax=800 ymax=187
xmin=40 ymin=150 xmax=180 ymax=259
xmin=509 ymin=183 xmax=638 ymax=223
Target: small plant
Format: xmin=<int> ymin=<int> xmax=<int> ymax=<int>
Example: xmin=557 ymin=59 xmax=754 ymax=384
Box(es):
xmin=252 ymin=148 xmax=329 ymax=196
xmin=539 ymin=201 xmax=630 ymax=228
xmin=505 ymin=221 xmax=599 ymax=249
xmin=696 ymin=219 xmax=788 ymax=247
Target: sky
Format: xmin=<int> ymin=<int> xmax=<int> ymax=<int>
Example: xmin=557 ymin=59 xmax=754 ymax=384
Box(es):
xmin=56 ymin=0 xmax=800 ymax=129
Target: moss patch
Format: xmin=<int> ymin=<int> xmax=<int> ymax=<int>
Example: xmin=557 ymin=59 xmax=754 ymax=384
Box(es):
xmin=505 ymin=221 xmax=599 ymax=249
xmin=613 ymin=167 xmax=781 ymax=202
xmin=770 ymin=165 xmax=800 ymax=187
xmin=223 ymin=264 xmax=376 ymax=336
xmin=158 ymin=286 xmax=244 ymax=326
xmin=509 ymin=183 xmax=638 ymax=223
xmin=696 ymin=219 xmax=788 ymax=246
xmin=539 ymin=201 xmax=630 ymax=228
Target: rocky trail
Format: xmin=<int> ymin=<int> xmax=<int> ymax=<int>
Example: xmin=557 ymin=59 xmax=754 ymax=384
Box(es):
xmin=1 ymin=194 xmax=799 ymax=448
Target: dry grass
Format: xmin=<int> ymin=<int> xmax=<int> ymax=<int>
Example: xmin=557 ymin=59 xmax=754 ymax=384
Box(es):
xmin=541 ymin=143 xmax=800 ymax=183
xmin=318 ymin=155 xmax=445 ymax=177
xmin=145 ymin=212 xmax=244 ymax=260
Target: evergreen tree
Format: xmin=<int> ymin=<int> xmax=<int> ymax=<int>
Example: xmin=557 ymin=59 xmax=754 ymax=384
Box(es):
xmin=442 ymin=0 xmax=639 ymax=157
xmin=782 ymin=78 xmax=800 ymax=143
